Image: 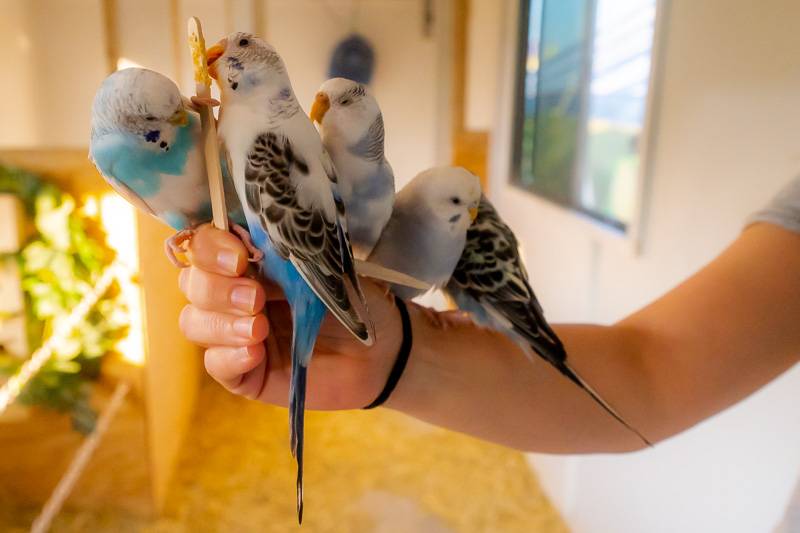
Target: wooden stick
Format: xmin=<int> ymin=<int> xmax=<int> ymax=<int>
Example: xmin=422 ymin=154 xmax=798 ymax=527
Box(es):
xmin=187 ymin=16 xmax=228 ymax=232
xmin=30 ymin=381 xmax=131 ymax=533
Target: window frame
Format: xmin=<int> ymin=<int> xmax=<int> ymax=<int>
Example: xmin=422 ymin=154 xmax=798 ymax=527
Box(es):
xmin=509 ymin=0 xmax=668 ymax=244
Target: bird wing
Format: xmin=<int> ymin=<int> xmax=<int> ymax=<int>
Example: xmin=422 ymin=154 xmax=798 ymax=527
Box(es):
xmin=348 ymin=113 xmax=386 ymax=163
xmin=243 ymin=130 xmax=373 ymax=345
xmin=447 ymin=196 xmax=563 ymax=362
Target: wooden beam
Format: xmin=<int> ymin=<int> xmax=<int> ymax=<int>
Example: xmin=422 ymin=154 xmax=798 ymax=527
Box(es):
xmin=451 ymin=0 xmax=490 ymax=188
xmin=254 ymin=0 xmax=266 ymax=38
xmin=100 ymin=0 xmax=119 ymax=74
xmin=170 ymin=0 xmax=183 ymax=82
xmin=451 ymin=0 xmax=468 ymax=136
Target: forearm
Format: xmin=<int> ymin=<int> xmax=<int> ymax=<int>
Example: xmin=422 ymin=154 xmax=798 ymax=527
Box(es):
xmin=386 ymin=305 xmax=656 ymax=453
xmin=387 ymin=224 xmax=800 ymax=453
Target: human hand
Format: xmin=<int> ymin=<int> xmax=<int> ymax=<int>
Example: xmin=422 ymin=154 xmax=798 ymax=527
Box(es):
xmin=176 ymin=224 xmax=405 ymax=410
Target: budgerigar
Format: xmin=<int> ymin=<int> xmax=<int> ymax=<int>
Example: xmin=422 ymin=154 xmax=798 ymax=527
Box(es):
xmin=206 ymin=32 xmax=374 ymax=522
xmin=368 ymin=166 xmax=482 ymax=299
xmin=446 ymin=198 xmax=651 ymax=445
xmin=309 ymin=78 xmax=395 ymax=258
xmin=369 ymin=166 xmax=650 ymax=445
xmin=89 ymin=67 xmax=251 ymax=263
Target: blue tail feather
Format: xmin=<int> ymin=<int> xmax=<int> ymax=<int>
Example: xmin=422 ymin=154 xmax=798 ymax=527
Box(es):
xmin=249 ymin=219 xmax=329 ymax=523
xmin=287 ymin=288 xmax=326 ymax=525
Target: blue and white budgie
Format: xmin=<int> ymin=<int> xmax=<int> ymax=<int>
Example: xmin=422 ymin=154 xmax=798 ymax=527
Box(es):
xmin=309 ymin=78 xmax=395 ymax=258
xmin=369 ymin=166 xmax=651 ymax=445
xmin=89 ymin=67 xmax=255 ymax=265
xmin=206 ymin=32 xmax=374 ymax=521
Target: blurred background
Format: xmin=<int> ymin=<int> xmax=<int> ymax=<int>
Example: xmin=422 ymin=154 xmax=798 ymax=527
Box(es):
xmin=0 ymin=0 xmax=798 ymax=532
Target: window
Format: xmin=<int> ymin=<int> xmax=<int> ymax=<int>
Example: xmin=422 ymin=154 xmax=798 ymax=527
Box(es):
xmin=512 ymin=0 xmax=660 ymax=231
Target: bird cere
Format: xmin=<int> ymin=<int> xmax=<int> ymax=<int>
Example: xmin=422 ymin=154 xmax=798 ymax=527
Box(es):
xmin=88 ymin=19 xmax=648 ymax=524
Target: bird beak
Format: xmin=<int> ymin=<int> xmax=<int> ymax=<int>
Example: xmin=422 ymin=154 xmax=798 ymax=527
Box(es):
xmin=468 ymin=207 xmax=478 ymax=221
xmin=309 ymin=92 xmax=330 ymax=124
xmin=168 ymin=108 xmax=188 ymax=126
xmin=205 ymin=39 xmax=227 ymax=79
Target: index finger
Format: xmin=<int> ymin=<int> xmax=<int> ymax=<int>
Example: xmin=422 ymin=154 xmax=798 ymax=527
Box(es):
xmin=187 ymin=223 xmax=249 ymax=276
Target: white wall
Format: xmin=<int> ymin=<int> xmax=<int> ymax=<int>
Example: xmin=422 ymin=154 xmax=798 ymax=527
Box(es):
xmin=0 ymin=0 xmax=452 ymax=189
xmin=0 ymin=0 xmax=107 ymax=148
xmin=488 ymin=1 xmax=800 ymax=532
xmin=263 ymin=0 xmax=450 ymax=189
xmin=464 ymin=0 xmax=503 ymax=131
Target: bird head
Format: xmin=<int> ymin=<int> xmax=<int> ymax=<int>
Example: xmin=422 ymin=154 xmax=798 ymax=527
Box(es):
xmin=91 ymin=68 xmax=189 ymax=152
xmin=310 ymin=78 xmax=381 ymax=144
xmin=206 ymin=32 xmax=288 ymax=99
xmin=410 ymin=166 xmax=482 ymax=234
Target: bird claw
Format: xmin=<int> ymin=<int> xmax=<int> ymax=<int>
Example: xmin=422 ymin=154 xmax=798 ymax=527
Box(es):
xmin=164 ymin=229 xmax=197 ymax=267
xmin=419 ymin=305 xmax=446 ymax=329
xmin=420 ymin=307 xmax=470 ymax=330
xmin=230 ymin=222 xmax=264 ymax=263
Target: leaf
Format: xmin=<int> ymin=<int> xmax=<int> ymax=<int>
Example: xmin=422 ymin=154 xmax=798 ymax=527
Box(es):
xmin=35 ymin=193 xmax=74 ymax=250
xmin=20 ymin=241 xmax=54 ymax=272
xmin=3 ymin=164 xmax=126 ymax=433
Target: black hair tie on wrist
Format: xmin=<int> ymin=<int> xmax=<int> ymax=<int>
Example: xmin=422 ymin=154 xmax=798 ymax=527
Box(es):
xmin=364 ymin=296 xmax=412 ymax=409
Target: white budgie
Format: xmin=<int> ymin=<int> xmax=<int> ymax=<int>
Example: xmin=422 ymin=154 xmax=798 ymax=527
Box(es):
xmin=206 ymin=32 xmax=373 ymax=522
xmin=310 ymin=78 xmax=395 ymax=258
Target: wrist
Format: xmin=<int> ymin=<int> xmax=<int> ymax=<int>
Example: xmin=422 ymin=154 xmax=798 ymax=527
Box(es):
xmin=382 ymin=302 xmax=440 ymax=414
xmin=363 ymin=297 xmax=412 ymax=409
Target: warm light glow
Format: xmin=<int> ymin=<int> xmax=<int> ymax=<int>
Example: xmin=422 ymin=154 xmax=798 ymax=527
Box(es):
xmin=99 ymin=194 xmax=145 ymax=366
xmin=82 ymin=196 xmax=99 ymax=218
xmin=116 ymin=57 xmax=144 ymax=71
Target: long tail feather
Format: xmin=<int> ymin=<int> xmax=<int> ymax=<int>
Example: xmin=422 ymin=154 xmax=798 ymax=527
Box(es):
xmin=557 ymin=360 xmax=652 ymax=447
xmin=287 ymin=296 xmax=326 ymax=525
xmin=289 ymin=360 xmax=307 ymax=524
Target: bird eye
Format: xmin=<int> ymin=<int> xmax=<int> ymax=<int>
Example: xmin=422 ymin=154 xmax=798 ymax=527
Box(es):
xmin=340 ymin=98 xmax=352 ymax=106
xmin=239 ymin=38 xmax=249 ymax=46
xmin=145 ymin=115 xmax=157 ymax=121
xmin=451 ymin=197 xmax=461 ymax=205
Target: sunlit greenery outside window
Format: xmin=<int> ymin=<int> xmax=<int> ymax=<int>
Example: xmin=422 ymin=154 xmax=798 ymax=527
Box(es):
xmin=513 ymin=0 xmax=658 ymax=230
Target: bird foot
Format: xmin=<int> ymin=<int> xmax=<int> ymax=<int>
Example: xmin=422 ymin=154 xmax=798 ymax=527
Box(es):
xmin=164 ymin=229 xmax=196 ymax=267
xmin=419 ymin=305 xmax=447 ymax=329
xmin=420 ymin=307 xmax=471 ymax=331
xmin=230 ymin=223 xmax=264 ymax=263
xmin=190 ymin=95 xmax=220 ymax=110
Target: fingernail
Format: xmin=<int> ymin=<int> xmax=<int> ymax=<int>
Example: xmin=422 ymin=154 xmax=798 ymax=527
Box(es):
xmin=233 ymin=316 xmax=255 ymax=337
xmin=217 ymin=249 xmax=240 ymax=273
xmin=231 ymin=286 xmax=256 ymax=312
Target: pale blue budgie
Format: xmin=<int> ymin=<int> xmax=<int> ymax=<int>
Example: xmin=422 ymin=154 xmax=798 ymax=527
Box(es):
xmin=89 ymin=67 xmax=255 ymax=264
xmin=206 ymin=32 xmax=374 ymax=521
xmin=369 ymin=166 xmax=651 ymax=445
xmin=368 ymin=166 xmax=482 ymax=300
xmin=310 ymin=78 xmax=395 ymax=258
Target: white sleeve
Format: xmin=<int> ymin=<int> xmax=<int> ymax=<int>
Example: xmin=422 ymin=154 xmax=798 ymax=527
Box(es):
xmin=747 ymin=176 xmax=800 ymax=234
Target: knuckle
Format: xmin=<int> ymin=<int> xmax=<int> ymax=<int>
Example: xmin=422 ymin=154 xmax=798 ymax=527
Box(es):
xmin=201 ymin=311 xmax=232 ymax=338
